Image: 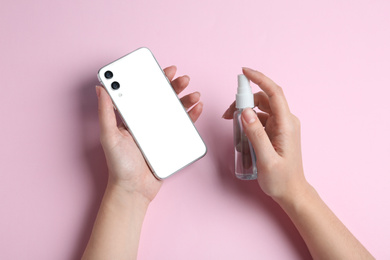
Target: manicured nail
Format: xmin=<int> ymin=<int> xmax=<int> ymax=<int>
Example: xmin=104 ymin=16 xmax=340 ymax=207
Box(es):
xmin=242 ymin=108 xmax=256 ymax=124
xmin=95 ymin=85 xmax=101 ymax=98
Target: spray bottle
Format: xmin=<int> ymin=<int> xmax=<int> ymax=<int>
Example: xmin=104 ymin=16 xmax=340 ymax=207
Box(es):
xmin=233 ymin=74 xmax=257 ymax=180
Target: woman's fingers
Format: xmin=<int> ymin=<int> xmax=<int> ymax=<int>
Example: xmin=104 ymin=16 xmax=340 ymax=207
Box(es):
xmin=180 ymin=92 xmax=201 ymax=110
xmin=254 ymin=91 xmax=271 ymax=114
xmin=162 ymin=65 xmax=201 ymax=122
xmin=222 ymin=101 xmax=236 ymax=119
xmin=171 ymin=75 xmax=190 ymax=95
xmin=187 ymin=102 xmax=203 ymax=122
xmin=163 ymin=66 xmax=190 ymax=95
xmin=242 ymin=67 xmax=290 ymax=119
xmin=180 ymin=92 xmax=202 ymax=122
xmin=257 ymin=112 xmax=269 ymax=126
xmin=163 ymin=66 xmax=177 ymax=82
xmin=241 ymin=108 xmax=276 ymax=165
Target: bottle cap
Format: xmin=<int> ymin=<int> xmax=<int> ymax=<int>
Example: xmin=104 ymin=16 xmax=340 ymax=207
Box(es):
xmin=236 ymin=74 xmax=254 ymax=109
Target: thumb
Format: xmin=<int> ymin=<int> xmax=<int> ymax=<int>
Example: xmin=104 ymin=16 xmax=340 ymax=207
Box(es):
xmin=96 ymin=86 xmax=118 ymax=138
xmin=241 ymin=108 xmax=276 ymax=165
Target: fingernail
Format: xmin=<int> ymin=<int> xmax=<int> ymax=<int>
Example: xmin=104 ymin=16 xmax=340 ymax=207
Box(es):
xmin=242 ymin=67 xmax=255 ymax=73
xmin=242 ymin=108 xmax=256 ymax=124
xmin=95 ymin=85 xmax=101 ymax=98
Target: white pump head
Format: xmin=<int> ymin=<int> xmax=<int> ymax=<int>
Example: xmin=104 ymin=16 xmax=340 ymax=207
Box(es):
xmin=236 ymin=74 xmax=254 ymax=109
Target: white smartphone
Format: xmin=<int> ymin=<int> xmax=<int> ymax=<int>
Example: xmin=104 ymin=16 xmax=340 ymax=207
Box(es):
xmin=97 ymin=47 xmax=207 ymax=179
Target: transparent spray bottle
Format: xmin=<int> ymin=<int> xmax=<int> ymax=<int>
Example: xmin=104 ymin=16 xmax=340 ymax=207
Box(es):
xmin=234 ymin=74 xmax=258 ymax=180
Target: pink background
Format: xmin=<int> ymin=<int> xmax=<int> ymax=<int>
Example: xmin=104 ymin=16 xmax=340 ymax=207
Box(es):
xmin=1 ymin=0 xmax=389 ymax=259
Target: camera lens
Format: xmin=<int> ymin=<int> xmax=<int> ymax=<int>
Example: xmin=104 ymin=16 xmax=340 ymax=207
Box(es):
xmin=104 ymin=71 xmax=113 ymax=79
xmin=111 ymin=81 xmax=120 ymax=90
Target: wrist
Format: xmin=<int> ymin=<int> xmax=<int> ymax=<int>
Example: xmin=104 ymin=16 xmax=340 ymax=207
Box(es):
xmin=105 ymin=180 xmax=151 ymax=210
xmin=273 ymin=181 xmax=316 ymax=212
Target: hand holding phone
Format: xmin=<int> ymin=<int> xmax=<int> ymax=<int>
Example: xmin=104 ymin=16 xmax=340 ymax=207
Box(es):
xmin=96 ymin=64 xmax=204 ymax=201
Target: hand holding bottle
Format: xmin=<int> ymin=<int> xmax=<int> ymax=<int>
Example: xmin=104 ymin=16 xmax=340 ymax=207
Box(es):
xmin=223 ymin=67 xmax=309 ymax=204
xmin=224 ymin=67 xmax=374 ymax=259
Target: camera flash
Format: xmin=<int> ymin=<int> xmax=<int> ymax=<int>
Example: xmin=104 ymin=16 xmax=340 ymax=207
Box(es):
xmin=118 ymin=93 xmax=122 ymax=97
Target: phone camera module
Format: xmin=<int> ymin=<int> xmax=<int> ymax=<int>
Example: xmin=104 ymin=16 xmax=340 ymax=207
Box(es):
xmin=104 ymin=70 xmax=113 ymax=79
xmin=111 ymin=81 xmax=120 ymax=90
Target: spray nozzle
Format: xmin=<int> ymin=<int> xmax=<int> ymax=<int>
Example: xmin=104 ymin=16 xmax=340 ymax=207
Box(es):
xmin=236 ymin=74 xmax=254 ymax=109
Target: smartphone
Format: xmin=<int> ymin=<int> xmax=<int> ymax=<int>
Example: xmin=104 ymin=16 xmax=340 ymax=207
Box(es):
xmin=97 ymin=47 xmax=207 ymax=179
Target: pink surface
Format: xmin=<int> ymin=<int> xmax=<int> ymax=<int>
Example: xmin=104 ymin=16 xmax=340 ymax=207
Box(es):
xmin=1 ymin=1 xmax=389 ymax=259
